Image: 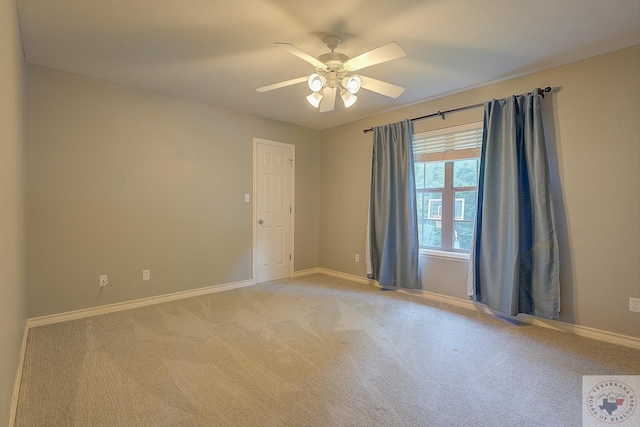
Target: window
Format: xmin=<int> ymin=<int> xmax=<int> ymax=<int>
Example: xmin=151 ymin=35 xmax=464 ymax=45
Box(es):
xmin=413 ymin=122 xmax=483 ymax=253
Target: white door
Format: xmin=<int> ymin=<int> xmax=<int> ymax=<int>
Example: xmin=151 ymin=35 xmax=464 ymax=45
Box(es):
xmin=254 ymin=140 xmax=294 ymax=283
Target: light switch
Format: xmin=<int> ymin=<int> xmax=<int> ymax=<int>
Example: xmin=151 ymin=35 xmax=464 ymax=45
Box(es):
xmin=244 ymin=194 xmax=250 ymax=203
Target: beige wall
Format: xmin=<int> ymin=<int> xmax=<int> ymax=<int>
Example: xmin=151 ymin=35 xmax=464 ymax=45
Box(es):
xmin=26 ymin=65 xmax=320 ymax=317
xmin=320 ymin=46 xmax=640 ymax=338
xmin=0 ymin=0 xmax=26 ymax=424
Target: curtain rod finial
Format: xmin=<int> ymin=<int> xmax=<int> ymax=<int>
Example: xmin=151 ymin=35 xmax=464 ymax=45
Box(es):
xmin=538 ymin=87 xmax=552 ymax=97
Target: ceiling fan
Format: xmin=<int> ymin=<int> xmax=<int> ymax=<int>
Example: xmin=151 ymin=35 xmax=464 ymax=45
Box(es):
xmin=256 ymin=35 xmax=406 ymax=112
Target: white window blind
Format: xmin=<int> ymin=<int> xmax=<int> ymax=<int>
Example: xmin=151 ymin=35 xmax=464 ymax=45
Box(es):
xmin=413 ymin=121 xmax=483 ymax=162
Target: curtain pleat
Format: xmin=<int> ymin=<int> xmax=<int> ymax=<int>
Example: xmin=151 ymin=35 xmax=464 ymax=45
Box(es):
xmin=366 ymin=119 xmax=420 ymax=289
xmin=468 ymin=91 xmax=559 ymax=319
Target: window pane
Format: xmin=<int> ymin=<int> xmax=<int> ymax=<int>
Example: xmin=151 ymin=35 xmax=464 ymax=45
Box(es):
xmin=424 ymin=162 xmax=445 ymax=188
xmin=454 ymin=191 xmax=476 ymax=221
xmin=417 ymin=191 xmax=442 ymax=248
xmin=453 ymin=221 xmax=474 ymax=251
xmin=453 ymin=190 xmax=477 ymax=251
xmin=453 ymin=159 xmax=479 ymax=188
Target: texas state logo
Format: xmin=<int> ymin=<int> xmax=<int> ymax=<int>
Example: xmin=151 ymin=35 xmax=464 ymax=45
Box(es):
xmin=583 ymin=376 xmax=639 ymax=426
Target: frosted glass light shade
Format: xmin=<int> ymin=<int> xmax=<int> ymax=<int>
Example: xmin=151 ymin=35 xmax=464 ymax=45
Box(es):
xmin=343 ymin=75 xmax=361 ymax=94
xmin=307 ymin=74 xmax=326 ymax=92
xmin=340 ymin=90 xmax=357 ymax=108
xmin=306 ymin=91 xmax=323 ymax=108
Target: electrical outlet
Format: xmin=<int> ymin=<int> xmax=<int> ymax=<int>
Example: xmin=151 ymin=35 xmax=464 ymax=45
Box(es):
xmin=630 ymin=297 xmax=640 ymax=313
xmin=143 ymin=269 xmax=150 ymax=281
xmin=99 ymin=275 xmax=109 ymax=287
xmin=355 ymin=254 xmax=360 ymax=262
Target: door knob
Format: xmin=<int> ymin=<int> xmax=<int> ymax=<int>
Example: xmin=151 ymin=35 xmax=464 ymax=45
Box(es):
xmin=258 ymin=219 xmax=264 ymax=225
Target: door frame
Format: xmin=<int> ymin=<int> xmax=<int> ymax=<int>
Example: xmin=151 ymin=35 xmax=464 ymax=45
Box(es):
xmin=252 ymin=137 xmax=295 ymax=284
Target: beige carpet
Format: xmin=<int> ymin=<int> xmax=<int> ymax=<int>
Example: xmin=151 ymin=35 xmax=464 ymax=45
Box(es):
xmin=15 ymin=274 xmax=639 ymax=426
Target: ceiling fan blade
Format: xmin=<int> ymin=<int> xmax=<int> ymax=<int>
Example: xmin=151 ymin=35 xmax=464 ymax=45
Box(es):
xmin=319 ymin=86 xmax=336 ymax=112
xmin=360 ymin=76 xmax=405 ymax=98
xmin=275 ymin=42 xmax=327 ymax=70
xmin=343 ymin=42 xmax=406 ymax=72
xmin=256 ymin=76 xmax=307 ymax=92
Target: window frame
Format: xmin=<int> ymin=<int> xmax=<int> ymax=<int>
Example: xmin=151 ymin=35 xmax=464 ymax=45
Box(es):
xmin=413 ymin=122 xmax=483 ymax=258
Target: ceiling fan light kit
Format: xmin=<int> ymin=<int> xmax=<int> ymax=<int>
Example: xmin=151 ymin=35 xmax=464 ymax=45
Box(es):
xmin=306 ymin=72 xmax=359 ymax=108
xmin=257 ymin=35 xmax=406 ymax=113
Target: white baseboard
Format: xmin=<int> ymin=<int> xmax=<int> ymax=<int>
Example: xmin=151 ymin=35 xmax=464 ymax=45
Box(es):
xmin=292 ymin=267 xmax=323 ymax=277
xmin=27 ymin=279 xmax=254 ymax=328
xmin=8 ymin=324 xmax=29 ymax=427
xmin=312 ymin=268 xmax=375 ymax=285
xmin=310 ymin=268 xmax=640 ymax=350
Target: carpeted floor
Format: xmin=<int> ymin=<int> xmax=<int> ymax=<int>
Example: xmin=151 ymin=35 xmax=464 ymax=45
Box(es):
xmin=14 ymin=274 xmax=640 ymax=426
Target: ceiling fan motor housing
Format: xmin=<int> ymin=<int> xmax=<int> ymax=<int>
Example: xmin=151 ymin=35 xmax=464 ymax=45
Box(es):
xmin=318 ymin=52 xmax=350 ymax=88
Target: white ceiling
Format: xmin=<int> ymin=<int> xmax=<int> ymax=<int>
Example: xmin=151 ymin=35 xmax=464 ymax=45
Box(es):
xmin=17 ymin=0 xmax=640 ymax=130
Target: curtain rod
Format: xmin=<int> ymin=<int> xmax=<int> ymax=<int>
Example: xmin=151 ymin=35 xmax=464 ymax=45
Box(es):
xmin=362 ymin=87 xmax=552 ymax=134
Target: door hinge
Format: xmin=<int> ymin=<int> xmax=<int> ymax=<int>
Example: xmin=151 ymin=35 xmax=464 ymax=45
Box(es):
xmin=289 ymin=254 xmax=292 ymax=260
xmin=290 ymin=207 xmax=292 ymax=213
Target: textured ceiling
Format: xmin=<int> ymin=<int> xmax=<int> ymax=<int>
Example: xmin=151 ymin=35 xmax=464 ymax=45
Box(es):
xmin=17 ymin=0 xmax=640 ymax=130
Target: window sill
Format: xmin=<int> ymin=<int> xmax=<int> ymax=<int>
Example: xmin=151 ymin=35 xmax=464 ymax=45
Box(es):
xmin=419 ymin=249 xmax=470 ymax=262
